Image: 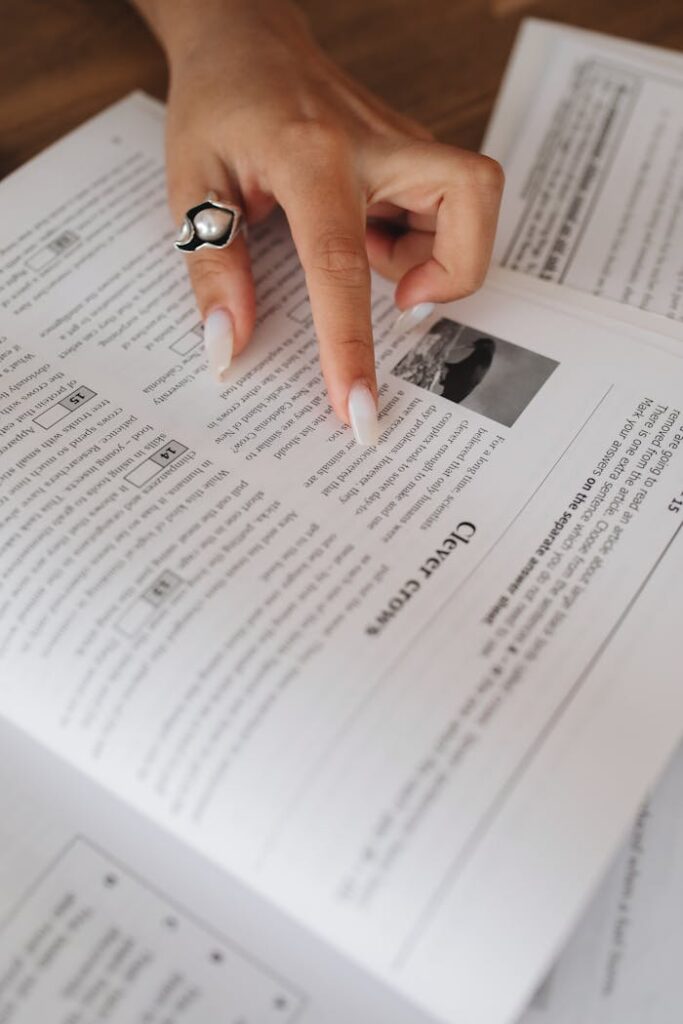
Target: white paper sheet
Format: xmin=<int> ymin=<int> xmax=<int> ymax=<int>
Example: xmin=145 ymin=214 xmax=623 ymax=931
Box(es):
xmin=485 ymin=26 xmax=683 ymax=1021
xmin=484 ymin=20 xmax=683 ymax=323
xmin=0 ymin=716 xmax=432 ymax=1024
xmin=1 ymin=93 xmax=683 ymax=1024
xmin=521 ymin=743 xmax=683 ymax=1024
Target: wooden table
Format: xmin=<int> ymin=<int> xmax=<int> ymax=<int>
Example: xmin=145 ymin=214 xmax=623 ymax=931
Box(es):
xmin=2 ymin=0 xmax=683 ymax=177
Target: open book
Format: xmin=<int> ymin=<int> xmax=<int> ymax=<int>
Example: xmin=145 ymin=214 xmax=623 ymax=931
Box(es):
xmin=0 ymin=75 xmax=682 ymax=1024
xmin=483 ymin=21 xmax=683 ymax=1023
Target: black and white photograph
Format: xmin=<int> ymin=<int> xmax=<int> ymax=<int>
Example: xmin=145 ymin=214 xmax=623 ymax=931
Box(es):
xmin=391 ymin=318 xmax=559 ymax=427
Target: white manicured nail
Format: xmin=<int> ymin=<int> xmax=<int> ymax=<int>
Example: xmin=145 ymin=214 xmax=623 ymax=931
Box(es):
xmin=393 ymin=301 xmax=436 ymax=335
xmin=204 ymin=308 xmax=234 ymax=382
xmin=348 ymin=383 xmax=379 ymax=447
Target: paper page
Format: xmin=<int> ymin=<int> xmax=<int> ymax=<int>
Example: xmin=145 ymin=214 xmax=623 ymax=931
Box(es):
xmin=484 ymin=22 xmax=683 ymax=322
xmin=1 ymin=94 xmax=683 ymax=1024
xmin=0 ymin=723 xmax=304 ymax=1024
xmin=521 ymin=743 xmax=683 ymax=1024
xmin=483 ymin=20 xmax=683 ymax=182
xmin=489 ymin=266 xmax=682 ymax=353
xmin=1 ymin=841 xmax=303 ymax=1024
xmin=0 ymin=717 xmax=433 ymax=1024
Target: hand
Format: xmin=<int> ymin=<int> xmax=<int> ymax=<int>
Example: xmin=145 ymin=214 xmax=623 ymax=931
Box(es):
xmin=134 ymin=0 xmax=504 ymax=443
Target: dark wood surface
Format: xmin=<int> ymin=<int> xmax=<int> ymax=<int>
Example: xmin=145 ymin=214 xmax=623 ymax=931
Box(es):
xmin=2 ymin=0 xmax=683 ymax=178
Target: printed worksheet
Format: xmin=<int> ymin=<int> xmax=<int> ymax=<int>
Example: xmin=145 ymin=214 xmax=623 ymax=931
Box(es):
xmin=521 ymin=743 xmax=683 ymax=1024
xmin=484 ymin=21 xmax=683 ymax=322
xmin=0 ymin=715 xmax=431 ymax=1024
xmin=0 ymin=93 xmax=682 ymax=1024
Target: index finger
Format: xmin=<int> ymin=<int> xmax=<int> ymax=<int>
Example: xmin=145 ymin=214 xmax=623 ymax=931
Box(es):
xmin=272 ymin=128 xmax=378 ymax=444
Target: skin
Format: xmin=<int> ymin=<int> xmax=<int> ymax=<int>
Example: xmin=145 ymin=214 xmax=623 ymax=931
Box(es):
xmin=131 ymin=0 xmax=504 ymax=426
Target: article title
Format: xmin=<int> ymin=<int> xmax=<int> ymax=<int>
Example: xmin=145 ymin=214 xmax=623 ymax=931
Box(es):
xmin=365 ymin=523 xmax=477 ymax=636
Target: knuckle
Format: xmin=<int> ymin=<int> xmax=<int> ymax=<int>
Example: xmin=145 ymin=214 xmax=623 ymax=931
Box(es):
xmin=311 ymin=232 xmax=369 ymax=286
xmin=333 ymin=336 xmax=372 ymax=354
xmin=407 ymin=121 xmax=435 ymax=143
xmin=469 ymin=154 xmax=505 ymax=194
xmin=188 ymin=256 xmax=229 ymax=307
xmin=457 ymin=263 xmax=487 ymax=297
xmin=278 ymin=118 xmax=345 ymax=162
xmin=191 ymin=255 xmax=227 ymax=285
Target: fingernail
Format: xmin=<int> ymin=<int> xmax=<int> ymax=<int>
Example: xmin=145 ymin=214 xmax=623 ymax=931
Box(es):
xmin=348 ymin=382 xmax=379 ymax=447
xmin=392 ymin=301 xmax=436 ymax=335
xmin=204 ymin=308 xmax=234 ymax=382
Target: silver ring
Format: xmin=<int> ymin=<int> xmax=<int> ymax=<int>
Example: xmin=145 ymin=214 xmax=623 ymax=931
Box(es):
xmin=175 ymin=192 xmax=244 ymax=253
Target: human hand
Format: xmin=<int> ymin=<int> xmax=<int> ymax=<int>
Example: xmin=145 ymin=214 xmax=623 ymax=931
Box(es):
xmin=135 ymin=0 xmax=504 ymax=444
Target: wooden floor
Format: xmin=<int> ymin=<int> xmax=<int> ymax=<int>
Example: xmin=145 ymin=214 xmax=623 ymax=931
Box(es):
xmin=2 ymin=0 xmax=683 ymax=177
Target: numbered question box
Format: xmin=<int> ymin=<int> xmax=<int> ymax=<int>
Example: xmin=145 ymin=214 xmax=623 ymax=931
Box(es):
xmin=33 ymin=385 xmax=97 ymax=430
xmin=116 ymin=570 xmax=184 ymax=637
xmin=170 ymin=323 xmax=203 ymax=356
xmin=286 ymin=297 xmax=313 ymax=328
xmin=26 ymin=229 xmax=81 ymax=272
xmin=124 ymin=440 xmax=189 ymax=489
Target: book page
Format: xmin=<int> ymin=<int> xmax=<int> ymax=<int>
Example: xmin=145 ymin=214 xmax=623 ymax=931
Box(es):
xmin=1 ymin=94 xmax=683 ymax=1024
xmin=0 ymin=723 xmax=306 ymax=1024
xmin=0 ymin=718 xmax=430 ymax=1024
xmin=484 ymin=22 xmax=683 ymax=322
xmin=1 ymin=841 xmax=303 ymax=1024
xmin=521 ymin=743 xmax=683 ymax=1024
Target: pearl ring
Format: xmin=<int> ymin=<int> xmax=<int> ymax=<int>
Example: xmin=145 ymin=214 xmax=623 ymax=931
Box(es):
xmin=174 ymin=192 xmax=244 ymax=253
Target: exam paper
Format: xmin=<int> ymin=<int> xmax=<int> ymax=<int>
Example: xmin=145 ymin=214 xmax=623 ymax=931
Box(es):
xmin=485 ymin=22 xmax=683 ymax=322
xmin=0 ymin=717 xmax=429 ymax=1024
xmin=1 ymin=94 xmax=683 ymax=1024
xmin=521 ymin=743 xmax=683 ymax=1024
xmin=0 ymin=839 xmax=303 ymax=1024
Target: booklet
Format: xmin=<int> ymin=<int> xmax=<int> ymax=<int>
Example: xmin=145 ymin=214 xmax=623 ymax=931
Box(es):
xmin=1 ymin=92 xmax=682 ymax=1024
xmin=483 ymin=19 xmax=683 ymax=324
xmin=520 ymin=743 xmax=683 ymax=1024
xmin=483 ymin=20 xmax=683 ymax=1021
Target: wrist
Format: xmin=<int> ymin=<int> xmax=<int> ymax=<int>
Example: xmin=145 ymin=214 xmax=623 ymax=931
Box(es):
xmin=133 ymin=0 xmax=311 ymax=69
